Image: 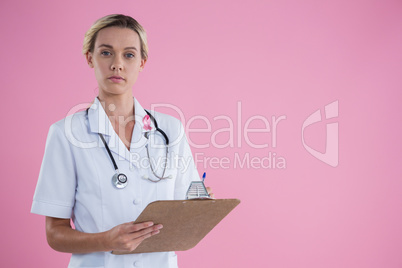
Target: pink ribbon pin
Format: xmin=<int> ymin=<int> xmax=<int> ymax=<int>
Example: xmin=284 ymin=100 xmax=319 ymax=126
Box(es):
xmin=142 ymin=114 xmax=152 ymax=131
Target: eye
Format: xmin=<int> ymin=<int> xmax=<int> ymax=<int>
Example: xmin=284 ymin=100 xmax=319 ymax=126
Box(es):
xmin=126 ymin=53 xmax=135 ymax=58
xmin=101 ymin=51 xmax=111 ymax=56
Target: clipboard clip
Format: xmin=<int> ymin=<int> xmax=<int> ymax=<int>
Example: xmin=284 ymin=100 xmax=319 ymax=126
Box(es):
xmin=185 ymin=181 xmax=212 ymax=199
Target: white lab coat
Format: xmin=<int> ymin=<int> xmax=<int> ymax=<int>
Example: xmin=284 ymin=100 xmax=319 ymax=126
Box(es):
xmin=31 ymin=97 xmax=200 ymax=268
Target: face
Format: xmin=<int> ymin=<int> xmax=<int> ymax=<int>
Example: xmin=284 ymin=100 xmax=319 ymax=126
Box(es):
xmin=86 ymin=26 xmax=146 ymax=97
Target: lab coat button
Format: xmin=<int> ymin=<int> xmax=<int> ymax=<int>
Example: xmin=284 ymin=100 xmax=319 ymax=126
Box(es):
xmin=133 ymin=199 xmax=142 ymax=205
xmin=133 ymin=261 xmax=141 ymax=267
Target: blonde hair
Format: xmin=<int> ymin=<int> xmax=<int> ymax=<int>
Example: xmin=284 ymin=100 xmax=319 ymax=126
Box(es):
xmin=82 ymin=14 xmax=148 ymax=61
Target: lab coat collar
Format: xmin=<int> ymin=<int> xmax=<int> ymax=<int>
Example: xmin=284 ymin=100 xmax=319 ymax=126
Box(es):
xmin=87 ymin=97 xmax=113 ymax=136
xmin=87 ymin=96 xmax=153 ymax=162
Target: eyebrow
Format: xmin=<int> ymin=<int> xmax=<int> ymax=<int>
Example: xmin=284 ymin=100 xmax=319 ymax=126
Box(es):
xmin=98 ymin=44 xmax=138 ymax=51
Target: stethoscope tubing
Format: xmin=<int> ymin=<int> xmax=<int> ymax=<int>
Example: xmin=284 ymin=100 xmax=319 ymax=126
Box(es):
xmin=144 ymin=110 xmax=169 ymax=146
xmin=86 ymin=107 xmax=171 ymax=188
xmin=98 ymin=133 xmax=119 ymax=171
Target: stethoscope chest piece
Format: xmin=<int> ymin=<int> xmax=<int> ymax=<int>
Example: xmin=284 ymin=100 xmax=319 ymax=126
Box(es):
xmin=112 ymin=173 xmax=128 ymax=189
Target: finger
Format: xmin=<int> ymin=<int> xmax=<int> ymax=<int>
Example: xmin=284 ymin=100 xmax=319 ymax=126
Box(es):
xmin=139 ymin=227 xmax=161 ymax=239
xmin=128 ymin=224 xmax=163 ymax=239
xmin=130 ymin=230 xmax=155 ymax=247
xmin=206 ymin=187 xmax=215 ymax=198
xmin=129 ymin=225 xmax=162 ymax=246
xmin=127 ymin=221 xmax=154 ymax=233
xmin=120 ymin=228 xmax=161 ymax=253
xmin=143 ymin=228 xmax=161 ymax=238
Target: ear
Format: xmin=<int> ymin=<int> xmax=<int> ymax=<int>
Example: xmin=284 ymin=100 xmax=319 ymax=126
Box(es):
xmin=86 ymin=52 xmax=94 ymax=68
xmin=139 ymin=58 xmax=147 ymax=72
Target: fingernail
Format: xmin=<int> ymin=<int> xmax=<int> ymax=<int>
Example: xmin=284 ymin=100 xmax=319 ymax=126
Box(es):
xmin=147 ymin=222 xmax=154 ymax=227
xmin=158 ymin=224 xmax=163 ymax=229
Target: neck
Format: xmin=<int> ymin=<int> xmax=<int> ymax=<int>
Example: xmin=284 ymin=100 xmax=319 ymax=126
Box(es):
xmin=97 ymin=92 xmax=135 ymax=122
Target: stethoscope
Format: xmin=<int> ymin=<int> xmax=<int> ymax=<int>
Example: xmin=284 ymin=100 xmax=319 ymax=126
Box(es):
xmin=87 ymin=108 xmax=171 ymax=189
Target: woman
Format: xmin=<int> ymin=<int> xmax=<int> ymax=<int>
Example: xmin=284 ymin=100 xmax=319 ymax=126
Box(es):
xmin=31 ymin=14 xmax=211 ymax=268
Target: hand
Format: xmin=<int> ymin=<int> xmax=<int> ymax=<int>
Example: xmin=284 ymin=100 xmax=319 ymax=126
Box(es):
xmin=206 ymin=187 xmax=215 ymax=199
xmin=104 ymin=221 xmax=163 ymax=252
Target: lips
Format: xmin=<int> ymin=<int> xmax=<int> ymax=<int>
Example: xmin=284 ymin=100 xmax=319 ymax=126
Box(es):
xmin=109 ymin=75 xmax=124 ymax=79
xmin=108 ymin=76 xmax=125 ymax=83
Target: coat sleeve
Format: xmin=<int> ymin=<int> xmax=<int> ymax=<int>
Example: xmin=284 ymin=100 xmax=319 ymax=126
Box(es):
xmin=31 ymin=123 xmax=77 ymax=219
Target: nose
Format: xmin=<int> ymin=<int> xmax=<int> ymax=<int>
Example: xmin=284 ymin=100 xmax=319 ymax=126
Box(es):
xmin=111 ymin=57 xmax=123 ymax=71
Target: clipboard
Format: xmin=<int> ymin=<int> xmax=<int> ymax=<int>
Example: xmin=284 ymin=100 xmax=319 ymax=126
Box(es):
xmin=112 ymin=198 xmax=240 ymax=254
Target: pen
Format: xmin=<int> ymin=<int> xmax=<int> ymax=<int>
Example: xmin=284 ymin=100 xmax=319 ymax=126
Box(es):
xmin=202 ymin=172 xmax=206 ymax=182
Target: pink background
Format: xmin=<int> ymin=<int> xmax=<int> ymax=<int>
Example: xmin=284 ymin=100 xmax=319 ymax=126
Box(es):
xmin=1 ymin=0 xmax=401 ymax=267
